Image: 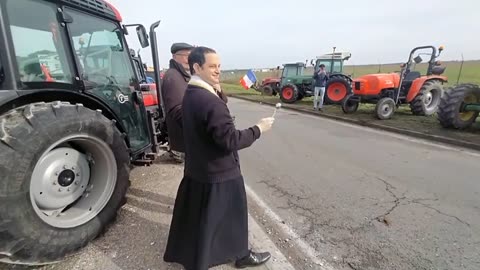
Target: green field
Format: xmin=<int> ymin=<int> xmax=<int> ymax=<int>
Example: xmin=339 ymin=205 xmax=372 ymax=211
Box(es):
xmin=221 ymin=60 xmax=480 ymax=87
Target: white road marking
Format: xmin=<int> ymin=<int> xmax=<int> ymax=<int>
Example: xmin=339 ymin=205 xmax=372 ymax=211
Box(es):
xmin=245 ymin=184 xmax=338 ymax=270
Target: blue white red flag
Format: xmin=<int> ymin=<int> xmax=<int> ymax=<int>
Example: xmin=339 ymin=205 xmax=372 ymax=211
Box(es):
xmin=239 ymin=69 xmax=257 ymax=90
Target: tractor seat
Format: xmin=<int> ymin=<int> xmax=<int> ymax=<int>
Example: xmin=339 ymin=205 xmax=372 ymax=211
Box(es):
xmin=432 ymin=66 xmax=446 ymax=75
xmin=403 ymin=71 xmax=421 ymax=82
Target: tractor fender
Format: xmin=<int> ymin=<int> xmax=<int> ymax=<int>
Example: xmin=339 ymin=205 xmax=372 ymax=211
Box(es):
xmin=330 ymin=74 xmax=352 ymax=83
xmin=0 ymin=89 xmax=129 ymax=146
xmin=406 ymin=75 xmax=448 ymax=103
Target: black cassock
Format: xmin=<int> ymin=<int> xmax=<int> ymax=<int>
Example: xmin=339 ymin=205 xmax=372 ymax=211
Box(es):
xmin=163 ymin=79 xmax=261 ymax=270
xmin=163 ymin=175 xmax=249 ymax=269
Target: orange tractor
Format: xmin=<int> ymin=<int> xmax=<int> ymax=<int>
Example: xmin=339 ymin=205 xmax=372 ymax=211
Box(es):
xmin=342 ymin=45 xmax=447 ymax=119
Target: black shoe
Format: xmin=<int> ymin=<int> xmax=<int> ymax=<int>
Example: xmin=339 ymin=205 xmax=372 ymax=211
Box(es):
xmin=235 ymin=250 xmax=271 ymax=268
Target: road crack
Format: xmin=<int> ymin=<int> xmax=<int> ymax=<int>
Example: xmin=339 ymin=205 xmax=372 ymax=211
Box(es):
xmin=371 ymin=177 xmax=470 ymax=227
xmin=372 ymin=177 xmax=406 ymax=225
xmin=411 ymin=199 xmax=471 ymax=227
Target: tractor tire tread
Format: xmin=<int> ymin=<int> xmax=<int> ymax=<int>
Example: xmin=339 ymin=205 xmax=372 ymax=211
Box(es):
xmin=280 ymin=83 xmax=299 ymax=104
xmin=325 ymin=75 xmax=352 ymax=104
xmin=410 ymin=80 xmax=443 ymax=116
xmin=0 ymin=101 xmax=130 ymax=265
xmin=437 ymin=84 xmax=480 ymax=129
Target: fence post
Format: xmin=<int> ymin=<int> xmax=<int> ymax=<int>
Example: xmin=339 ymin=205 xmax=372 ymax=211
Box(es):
xmin=456 ymin=54 xmax=464 ymax=86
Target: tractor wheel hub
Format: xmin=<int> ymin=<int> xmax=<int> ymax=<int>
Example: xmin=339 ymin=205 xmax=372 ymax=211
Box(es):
xmin=424 ymin=92 xmax=433 ymax=106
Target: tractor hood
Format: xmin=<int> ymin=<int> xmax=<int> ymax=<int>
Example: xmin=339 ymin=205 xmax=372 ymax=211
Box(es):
xmin=352 ymin=73 xmax=400 ymax=95
xmin=283 ymin=75 xmax=312 ymax=84
xmin=262 ymin=77 xmax=280 ymax=84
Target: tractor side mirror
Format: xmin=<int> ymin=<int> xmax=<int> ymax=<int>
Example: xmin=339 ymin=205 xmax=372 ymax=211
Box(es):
xmin=310 ymin=59 xmax=315 ymax=66
xmin=136 ymin=25 xmax=149 ymax=48
xmin=414 ymin=55 xmax=423 ymax=64
xmin=400 ymin=63 xmax=406 ymax=68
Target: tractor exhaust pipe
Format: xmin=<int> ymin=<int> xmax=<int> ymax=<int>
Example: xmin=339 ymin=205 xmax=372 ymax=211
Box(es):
xmin=149 ymin=20 xmax=166 ymax=122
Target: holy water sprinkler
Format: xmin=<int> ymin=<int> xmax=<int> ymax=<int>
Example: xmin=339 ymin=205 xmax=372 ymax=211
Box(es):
xmin=272 ymin=103 xmax=282 ymax=118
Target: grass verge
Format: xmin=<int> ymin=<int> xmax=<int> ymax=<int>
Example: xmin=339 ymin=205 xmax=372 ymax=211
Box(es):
xmin=221 ymin=83 xmax=480 ymax=149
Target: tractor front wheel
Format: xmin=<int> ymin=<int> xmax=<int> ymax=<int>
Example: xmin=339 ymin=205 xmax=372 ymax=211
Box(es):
xmin=410 ymin=80 xmax=443 ymax=116
xmin=375 ymin=97 xmax=396 ymax=120
xmin=0 ymin=101 xmax=130 ymax=265
xmin=325 ymin=76 xmax=352 ymax=104
xmin=280 ymin=83 xmax=299 ymax=103
xmin=341 ymin=95 xmax=359 ymax=114
xmin=262 ymin=85 xmax=274 ymax=96
xmin=437 ymin=84 xmax=480 ymax=129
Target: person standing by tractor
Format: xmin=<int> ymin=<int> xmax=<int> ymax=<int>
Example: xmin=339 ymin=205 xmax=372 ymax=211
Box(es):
xmin=313 ymin=64 xmax=329 ymax=111
xmin=163 ymin=46 xmax=274 ymax=270
xmin=161 ymin=42 xmax=195 ymax=162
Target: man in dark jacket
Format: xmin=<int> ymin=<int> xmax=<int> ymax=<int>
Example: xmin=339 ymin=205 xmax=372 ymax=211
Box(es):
xmin=161 ymin=42 xmax=194 ymax=161
xmin=163 ymin=46 xmax=274 ymax=270
xmin=312 ymin=64 xmax=329 ymax=111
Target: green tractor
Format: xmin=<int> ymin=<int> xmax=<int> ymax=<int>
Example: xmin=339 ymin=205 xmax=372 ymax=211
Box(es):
xmin=278 ymin=62 xmax=310 ymax=103
xmin=437 ymin=84 xmax=480 ymax=129
xmin=279 ymin=50 xmax=353 ymax=104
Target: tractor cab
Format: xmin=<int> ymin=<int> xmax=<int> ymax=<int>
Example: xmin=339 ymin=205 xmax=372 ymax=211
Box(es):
xmin=280 ymin=62 xmax=305 ymax=86
xmin=311 ymin=51 xmax=351 ymax=75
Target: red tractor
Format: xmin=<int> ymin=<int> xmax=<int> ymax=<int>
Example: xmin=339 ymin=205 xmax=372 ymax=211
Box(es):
xmin=342 ymin=45 xmax=447 ymax=119
xmin=251 ymin=66 xmax=282 ymax=96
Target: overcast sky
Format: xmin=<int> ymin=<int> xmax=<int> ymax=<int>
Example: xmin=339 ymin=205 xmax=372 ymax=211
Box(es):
xmin=108 ymin=0 xmax=479 ymax=70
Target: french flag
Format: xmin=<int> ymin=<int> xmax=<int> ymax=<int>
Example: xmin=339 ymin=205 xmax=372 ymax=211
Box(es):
xmin=239 ymin=69 xmax=257 ymax=90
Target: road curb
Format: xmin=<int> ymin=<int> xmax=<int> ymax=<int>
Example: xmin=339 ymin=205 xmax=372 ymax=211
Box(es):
xmin=247 ymin=214 xmax=296 ymax=270
xmin=229 ymin=95 xmax=480 ymax=152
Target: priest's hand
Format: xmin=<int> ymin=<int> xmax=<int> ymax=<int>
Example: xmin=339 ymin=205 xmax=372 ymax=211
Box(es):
xmin=256 ymin=117 xmax=275 ymax=133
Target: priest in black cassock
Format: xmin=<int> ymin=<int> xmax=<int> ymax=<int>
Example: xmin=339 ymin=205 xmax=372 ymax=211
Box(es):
xmin=163 ymin=46 xmax=275 ymax=270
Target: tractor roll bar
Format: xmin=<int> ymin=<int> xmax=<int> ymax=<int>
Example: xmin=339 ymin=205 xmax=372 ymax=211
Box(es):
xmin=406 ymin=45 xmax=444 ymax=76
xmin=407 ymin=45 xmax=437 ymax=62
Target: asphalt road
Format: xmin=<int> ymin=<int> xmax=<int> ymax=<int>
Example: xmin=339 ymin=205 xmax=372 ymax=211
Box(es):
xmin=229 ymin=98 xmax=480 ymax=270
xmin=0 ymin=154 xmax=288 ymax=270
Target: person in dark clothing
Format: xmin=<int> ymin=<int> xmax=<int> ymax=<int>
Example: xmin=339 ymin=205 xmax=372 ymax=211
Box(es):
xmin=161 ymin=42 xmax=194 ymax=161
xmin=163 ymin=46 xmax=274 ymax=270
xmin=312 ymin=64 xmax=329 ymax=111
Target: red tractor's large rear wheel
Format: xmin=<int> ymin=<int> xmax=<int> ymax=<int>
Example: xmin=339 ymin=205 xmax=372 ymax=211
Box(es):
xmin=325 ymin=76 xmax=352 ymax=104
xmin=280 ymin=83 xmax=299 ymax=104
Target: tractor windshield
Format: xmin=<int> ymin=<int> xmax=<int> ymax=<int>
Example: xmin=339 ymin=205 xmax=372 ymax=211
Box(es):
xmin=282 ymin=65 xmax=303 ymax=77
xmin=316 ymin=59 xmax=342 ymax=73
xmin=5 ymin=0 xmax=74 ymax=87
xmin=66 ymin=8 xmax=136 ymax=89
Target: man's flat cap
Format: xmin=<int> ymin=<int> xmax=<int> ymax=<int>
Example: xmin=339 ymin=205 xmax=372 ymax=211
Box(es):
xmin=171 ymin=42 xmax=194 ymax=54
